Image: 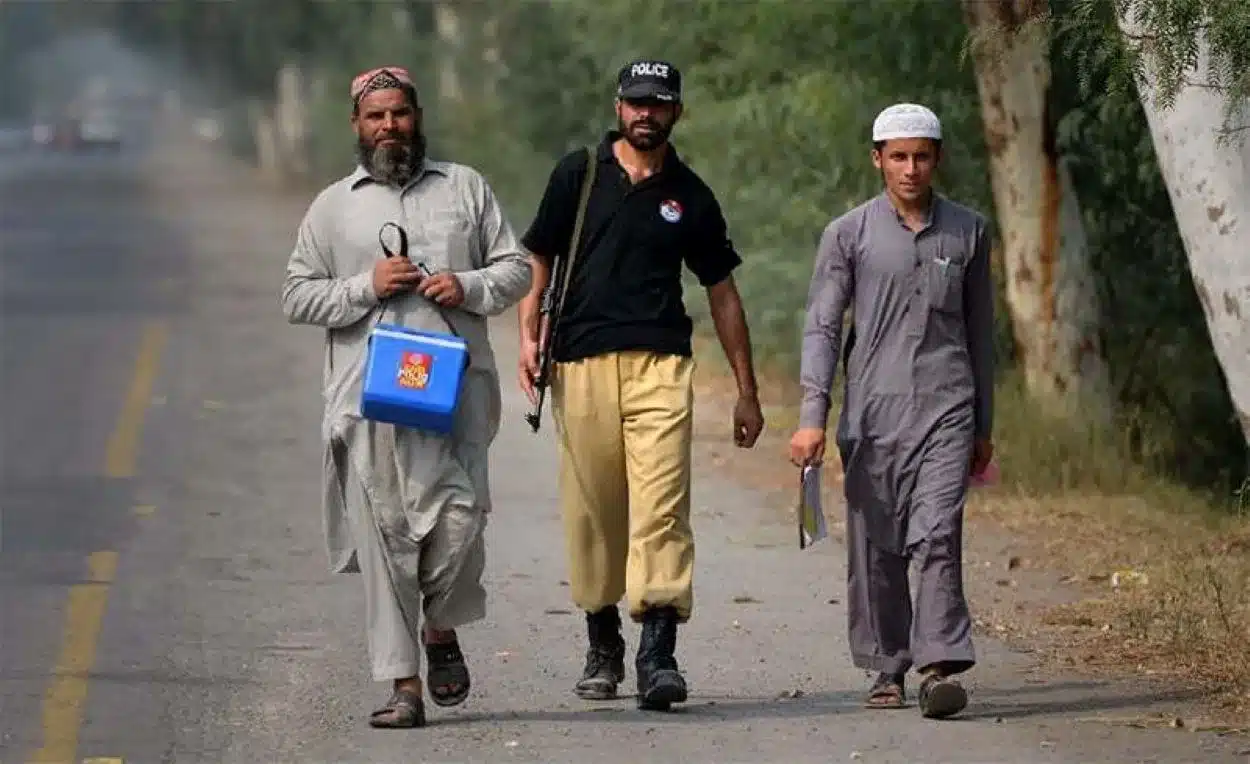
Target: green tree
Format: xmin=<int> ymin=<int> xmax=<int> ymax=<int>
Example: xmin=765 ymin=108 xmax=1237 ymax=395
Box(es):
xmin=0 ymin=1 xmax=57 ymax=118
xmin=1049 ymin=0 xmax=1250 ymax=136
xmin=1049 ymin=11 xmax=1247 ymax=489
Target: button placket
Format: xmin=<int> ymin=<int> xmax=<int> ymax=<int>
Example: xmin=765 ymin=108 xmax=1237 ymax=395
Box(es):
xmin=906 ymin=230 xmax=928 ymax=340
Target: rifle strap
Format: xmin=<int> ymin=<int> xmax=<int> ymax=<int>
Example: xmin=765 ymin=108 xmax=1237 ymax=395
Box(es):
xmin=552 ymin=146 xmax=596 ymax=322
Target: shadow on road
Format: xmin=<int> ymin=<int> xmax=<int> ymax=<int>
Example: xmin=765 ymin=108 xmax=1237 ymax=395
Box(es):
xmin=430 ymin=689 xmax=865 ymax=726
xmin=416 ymin=679 xmax=1212 ymax=729
xmin=964 ymin=679 xmax=1205 ymax=722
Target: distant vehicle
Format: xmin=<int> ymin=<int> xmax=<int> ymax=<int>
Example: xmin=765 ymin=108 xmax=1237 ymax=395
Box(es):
xmin=30 ymin=122 xmax=54 ymax=147
xmin=34 ymin=118 xmax=85 ymax=151
xmin=193 ymin=115 xmax=224 ymax=143
xmin=26 ymin=118 xmax=81 ymax=151
xmin=78 ymin=109 xmax=123 ymax=152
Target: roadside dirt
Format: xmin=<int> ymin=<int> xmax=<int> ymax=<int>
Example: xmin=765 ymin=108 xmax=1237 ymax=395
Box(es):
xmin=687 ymin=343 xmax=1250 ymax=735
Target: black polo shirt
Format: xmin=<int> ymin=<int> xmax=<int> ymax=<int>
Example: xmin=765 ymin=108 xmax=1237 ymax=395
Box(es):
xmin=521 ymin=131 xmax=742 ymax=363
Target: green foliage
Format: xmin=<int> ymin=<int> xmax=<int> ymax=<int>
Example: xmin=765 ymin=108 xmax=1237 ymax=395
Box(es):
xmin=83 ymin=0 xmax=1245 ymax=498
xmin=1048 ymin=0 xmax=1250 ymax=139
xmin=473 ymin=0 xmax=997 ymax=369
xmin=0 ymin=1 xmax=58 ymax=118
xmin=1048 ymin=1 xmax=1249 ymax=490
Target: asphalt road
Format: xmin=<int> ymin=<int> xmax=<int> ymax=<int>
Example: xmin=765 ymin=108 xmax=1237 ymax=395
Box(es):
xmin=1 ymin=135 xmax=1246 ymax=764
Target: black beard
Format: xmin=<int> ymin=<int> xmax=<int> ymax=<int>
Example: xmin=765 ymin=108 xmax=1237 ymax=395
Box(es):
xmin=618 ymin=116 xmax=672 ymax=151
xmin=356 ymin=131 xmax=427 ymax=187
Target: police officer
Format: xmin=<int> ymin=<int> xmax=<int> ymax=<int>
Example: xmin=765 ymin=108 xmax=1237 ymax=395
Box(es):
xmin=517 ymin=58 xmax=764 ymax=710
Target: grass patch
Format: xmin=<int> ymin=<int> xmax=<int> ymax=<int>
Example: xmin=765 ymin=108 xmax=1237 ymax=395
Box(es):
xmin=1040 ymin=544 xmax=1250 ymax=719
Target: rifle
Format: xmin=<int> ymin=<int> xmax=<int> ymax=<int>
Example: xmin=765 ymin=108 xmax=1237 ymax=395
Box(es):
xmin=523 ymin=259 xmax=566 ymax=432
xmin=524 ymin=147 xmax=596 ymax=433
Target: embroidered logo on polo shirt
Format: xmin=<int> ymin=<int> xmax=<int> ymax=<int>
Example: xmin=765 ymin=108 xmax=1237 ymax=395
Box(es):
xmin=659 ymin=199 xmax=683 ymax=223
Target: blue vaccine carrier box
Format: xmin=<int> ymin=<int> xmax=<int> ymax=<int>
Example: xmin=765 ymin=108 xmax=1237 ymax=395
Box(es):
xmin=360 ymin=323 xmax=469 ymax=434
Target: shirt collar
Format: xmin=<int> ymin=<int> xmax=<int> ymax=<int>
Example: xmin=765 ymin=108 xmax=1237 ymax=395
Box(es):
xmin=877 ymin=190 xmax=941 ymax=229
xmin=349 ymin=157 xmax=447 ymax=191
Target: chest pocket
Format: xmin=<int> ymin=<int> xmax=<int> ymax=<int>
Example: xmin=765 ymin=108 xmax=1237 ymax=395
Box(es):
xmin=407 ymin=202 xmax=477 ymax=272
xmin=924 ymin=233 xmax=969 ymax=314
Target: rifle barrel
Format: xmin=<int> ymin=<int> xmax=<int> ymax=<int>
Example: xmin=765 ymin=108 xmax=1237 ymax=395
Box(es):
xmin=524 ymin=248 xmax=573 ymax=434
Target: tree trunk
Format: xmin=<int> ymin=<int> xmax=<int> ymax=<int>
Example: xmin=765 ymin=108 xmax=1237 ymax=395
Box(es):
xmin=433 ymin=2 xmax=463 ymax=104
xmin=1118 ymin=19 xmax=1250 ymax=444
xmin=962 ymin=0 xmax=1112 ymax=418
xmin=481 ymin=12 xmax=501 ymax=103
xmin=274 ymin=61 xmax=310 ymax=180
xmin=248 ymin=97 xmax=281 ymax=186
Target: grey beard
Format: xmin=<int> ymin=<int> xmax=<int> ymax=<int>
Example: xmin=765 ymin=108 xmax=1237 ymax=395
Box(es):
xmin=356 ymin=132 xmax=427 ymax=187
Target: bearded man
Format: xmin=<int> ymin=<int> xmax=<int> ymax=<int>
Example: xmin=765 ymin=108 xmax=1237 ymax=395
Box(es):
xmin=516 ymin=58 xmax=764 ymax=711
xmin=281 ymin=66 xmax=531 ymax=728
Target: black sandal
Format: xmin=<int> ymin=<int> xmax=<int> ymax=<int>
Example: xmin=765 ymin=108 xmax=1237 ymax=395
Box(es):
xmin=865 ymin=672 xmax=906 ymax=709
xmin=918 ymin=673 xmax=968 ymax=719
xmin=425 ymin=638 xmax=471 ymax=707
xmin=368 ymin=688 xmax=426 ymax=728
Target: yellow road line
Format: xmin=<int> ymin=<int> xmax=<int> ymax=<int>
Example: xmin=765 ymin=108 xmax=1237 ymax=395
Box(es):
xmin=27 ymin=325 xmax=165 ymax=761
xmin=26 ymin=551 xmax=119 ymax=764
xmin=83 ymin=758 xmax=125 ymax=764
xmin=104 ymin=322 xmax=168 ymax=479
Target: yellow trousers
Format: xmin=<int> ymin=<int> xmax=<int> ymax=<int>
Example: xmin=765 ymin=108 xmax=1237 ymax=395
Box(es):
xmin=551 ymin=350 xmax=695 ymax=623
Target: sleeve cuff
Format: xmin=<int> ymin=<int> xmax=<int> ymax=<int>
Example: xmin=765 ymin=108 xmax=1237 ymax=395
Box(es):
xmin=798 ymin=397 xmax=830 ymax=430
xmin=454 ymin=271 xmax=487 ymax=313
xmin=519 ymin=232 xmax=547 ymax=258
xmin=695 ymin=252 xmax=742 ymax=287
xmin=347 ymin=269 xmax=380 ymax=307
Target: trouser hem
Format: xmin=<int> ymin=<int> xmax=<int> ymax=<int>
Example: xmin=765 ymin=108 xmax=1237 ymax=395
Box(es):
xmin=573 ymin=592 xmax=628 ymax=616
xmin=424 ymin=604 xmax=487 ymax=633
xmin=373 ymin=660 xmax=421 ymax=682
xmin=914 ymin=654 xmax=976 ymax=676
xmin=627 ymin=602 xmax=692 ymax=624
xmin=852 ymin=654 xmax=913 ymax=675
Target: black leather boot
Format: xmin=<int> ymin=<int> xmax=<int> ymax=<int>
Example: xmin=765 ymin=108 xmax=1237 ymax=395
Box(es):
xmin=635 ymin=606 xmax=687 ymax=710
xmin=574 ymin=605 xmax=626 ymax=700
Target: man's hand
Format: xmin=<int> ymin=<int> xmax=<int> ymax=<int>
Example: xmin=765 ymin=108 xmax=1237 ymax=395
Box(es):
xmin=518 ymin=336 xmax=540 ymax=405
xmin=970 ymin=437 xmax=994 ymax=476
xmin=789 ymin=427 xmax=826 ymax=468
xmin=733 ymin=394 xmax=764 ymax=448
xmin=372 ymin=256 xmax=423 ymax=299
xmin=420 ymin=272 xmax=465 ymax=308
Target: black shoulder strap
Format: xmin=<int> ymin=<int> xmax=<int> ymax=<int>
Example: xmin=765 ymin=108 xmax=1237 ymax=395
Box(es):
xmin=552 ymin=146 xmax=596 ymax=319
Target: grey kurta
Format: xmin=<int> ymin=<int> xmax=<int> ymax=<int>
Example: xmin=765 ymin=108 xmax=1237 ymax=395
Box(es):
xmin=798 ymin=192 xmax=993 ymax=675
xmin=282 ymin=159 xmax=531 ymax=679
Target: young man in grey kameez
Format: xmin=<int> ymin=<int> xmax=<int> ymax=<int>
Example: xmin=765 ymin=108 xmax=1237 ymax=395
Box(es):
xmin=789 ymin=103 xmax=995 ymax=720
xmin=281 ymin=66 xmax=531 ymax=728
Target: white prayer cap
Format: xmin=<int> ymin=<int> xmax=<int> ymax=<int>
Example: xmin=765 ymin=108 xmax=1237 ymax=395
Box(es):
xmin=872 ymin=103 xmax=942 ymax=142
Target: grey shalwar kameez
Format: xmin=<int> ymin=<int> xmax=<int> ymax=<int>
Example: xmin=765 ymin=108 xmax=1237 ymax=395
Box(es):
xmin=798 ymin=193 xmax=994 ymax=676
xmin=282 ymin=160 xmax=531 ymax=680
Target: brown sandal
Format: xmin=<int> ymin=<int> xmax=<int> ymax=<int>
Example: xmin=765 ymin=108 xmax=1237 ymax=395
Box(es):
xmin=865 ymin=672 xmax=906 ymax=709
xmin=369 ymin=688 xmax=426 ymax=728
